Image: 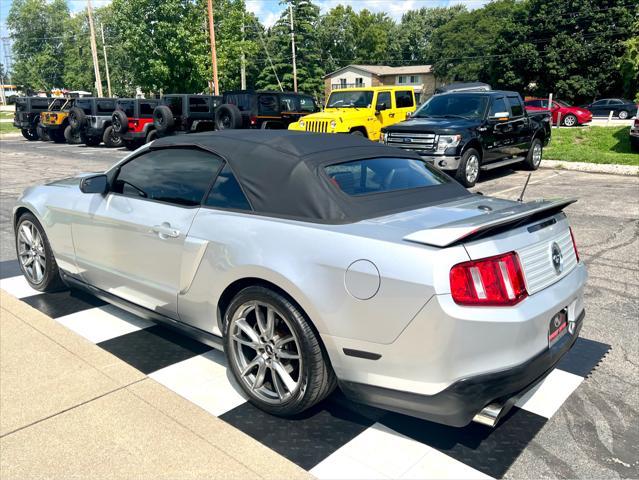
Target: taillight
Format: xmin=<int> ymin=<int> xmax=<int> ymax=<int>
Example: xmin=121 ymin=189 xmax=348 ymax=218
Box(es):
xmin=569 ymin=227 xmax=580 ymax=262
xmin=450 ymin=252 xmax=527 ymax=306
xmin=250 ymin=115 xmax=257 ymax=125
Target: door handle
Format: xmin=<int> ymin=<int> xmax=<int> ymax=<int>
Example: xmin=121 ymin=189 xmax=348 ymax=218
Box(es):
xmin=152 ymin=223 xmax=180 ymax=239
xmin=389 ymin=113 xmax=395 ymax=118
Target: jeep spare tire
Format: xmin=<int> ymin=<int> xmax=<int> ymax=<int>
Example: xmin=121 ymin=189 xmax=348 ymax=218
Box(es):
xmin=68 ymin=107 xmax=86 ymax=131
xmin=153 ymin=105 xmax=174 ymax=133
xmin=112 ymin=110 xmax=128 ymax=134
xmin=215 ymin=104 xmax=242 ymax=130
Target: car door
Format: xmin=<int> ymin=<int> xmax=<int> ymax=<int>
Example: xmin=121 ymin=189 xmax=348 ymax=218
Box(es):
xmin=373 ymin=91 xmax=393 ymax=139
xmin=393 ymin=90 xmax=416 ymax=123
xmin=72 ymin=147 xmax=223 ymax=318
xmin=484 ymin=96 xmax=514 ymax=163
xmin=506 ymin=95 xmax=531 ymax=156
xmin=590 ymin=99 xmax=608 ymax=116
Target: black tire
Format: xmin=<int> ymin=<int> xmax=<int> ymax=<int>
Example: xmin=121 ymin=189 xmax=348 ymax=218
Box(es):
xmin=215 ymin=104 xmax=242 ymax=130
xmin=618 ymin=110 xmax=628 ymax=120
xmin=80 ymin=130 xmax=101 ymax=146
xmin=15 ymin=212 xmax=65 ymax=292
xmin=64 ymin=125 xmax=82 ymax=144
xmin=455 ymin=148 xmax=481 ymax=188
xmin=349 ymin=129 xmax=365 ymax=137
xmin=563 ymin=114 xmax=578 ymax=127
xmin=153 ymin=105 xmax=174 ymax=133
xmin=21 ymin=128 xmax=39 ymax=141
xmin=123 ymin=140 xmax=142 ymax=151
xmin=112 ymin=110 xmax=128 ymax=134
xmin=68 ymin=107 xmax=86 ymax=131
xmin=36 ymin=124 xmax=50 ymax=141
xmin=224 ymin=286 xmax=336 ymax=416
xmin=522 ymin=138 xmax=543 ymax=170
xmin=146 ymin=129 xmax=158 ymax=143
xmin=103 ymin=126 xmax=123 ymax=148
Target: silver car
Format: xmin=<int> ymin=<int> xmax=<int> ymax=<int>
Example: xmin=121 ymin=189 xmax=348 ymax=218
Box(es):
xmin=13 ymin=130 xmax=587 ymax=427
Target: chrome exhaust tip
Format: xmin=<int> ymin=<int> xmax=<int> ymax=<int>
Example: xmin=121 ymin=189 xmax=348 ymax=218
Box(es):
xmin=472 ymin=402 xmax=505 ymax=427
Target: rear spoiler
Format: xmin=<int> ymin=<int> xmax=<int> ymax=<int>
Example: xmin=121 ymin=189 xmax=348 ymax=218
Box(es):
xmin=403 ymin=198 xmax=577 ymax=247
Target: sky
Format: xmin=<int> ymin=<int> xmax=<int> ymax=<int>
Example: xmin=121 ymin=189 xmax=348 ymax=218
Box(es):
xmin=0 ymin=0 xmax=488 ymax=70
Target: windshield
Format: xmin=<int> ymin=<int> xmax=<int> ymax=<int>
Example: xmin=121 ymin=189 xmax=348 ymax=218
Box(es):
xmin=327 ymin=90 xmax=373 ymax=108
xmin=414 ymin=94 xmax=489 ymax=119
xmin=325 ymin=157 xmax=450 ymax=196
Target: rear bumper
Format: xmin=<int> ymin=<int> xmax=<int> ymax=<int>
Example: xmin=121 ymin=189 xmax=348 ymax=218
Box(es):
xmin=122 ymin=131 xmax=147 ymax=141
xmin=340 ymin=309 xmax=584 ymax=427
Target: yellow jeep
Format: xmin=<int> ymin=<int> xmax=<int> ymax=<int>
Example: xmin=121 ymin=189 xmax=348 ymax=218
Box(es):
xmin=288 ymin=86 xmax=416 ymax=141
xmin=40 ymin=98 xmax=73 ymax=143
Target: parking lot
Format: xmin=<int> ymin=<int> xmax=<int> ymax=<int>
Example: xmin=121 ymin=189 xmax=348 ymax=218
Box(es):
xmin=0 ymin=137 xmax=638 ymax=478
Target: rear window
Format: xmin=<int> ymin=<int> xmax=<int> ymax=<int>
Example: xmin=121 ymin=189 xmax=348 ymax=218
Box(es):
xmin=258 ymin=94 xmax=279 ymax=115
xmin=76 ymin=100 xmax=92 ymax=114
xmin=325 ymin=157 xmax=450 ymax=196
xmin=139 ymin=101 xmax=156 ymax=117
xmin=97 ymin=100 xmax=115 ymax=114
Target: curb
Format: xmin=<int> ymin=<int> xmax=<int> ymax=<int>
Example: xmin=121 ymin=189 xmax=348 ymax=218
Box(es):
xmin=541 ymin=159 xmax=639 ymax=176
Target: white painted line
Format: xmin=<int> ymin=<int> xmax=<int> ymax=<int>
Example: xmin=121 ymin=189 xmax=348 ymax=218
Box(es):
xmin=150 ymin=349 xmax=247 ymax=416
xmin=55 ymin=303 xmax=153 ymax=343
xmin=0 ymin=275 xmax=40 ymax=299
xmin=489 ymin=170 xmax=558 ymax=197
xmin=515 ymin=368 xmax=583 ymax=418
xmin=311 ymin=449 xmax=389 ymax=479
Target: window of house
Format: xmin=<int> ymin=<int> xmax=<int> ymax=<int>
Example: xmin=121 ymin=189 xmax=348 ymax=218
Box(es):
xmin=204 ymin=164 xmax=252 ymax=211
xmin=340 ymin=78 xmax=347 ymax=87
xmin=410 ymin=75 xmax=420 ymax=84
xmin=355 ymin=77 xmax=363 ymax=87
xmin=397 ymin=76 xmax=406 ymax=84
xmin=112 ymin=148 xmax=223 ymax=207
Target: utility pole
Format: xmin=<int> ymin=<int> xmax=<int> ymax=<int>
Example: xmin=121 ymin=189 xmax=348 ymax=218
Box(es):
xmin=100 ymin=24 xmax=112 ymax=97
xmin=289 ymin=2 xmax=297 ymax=92
xmin=206 ymin=0 xmax=219 ymax=95
xmin=240 ymin=20 xmax=246 ymax=90
xmin=87 ymin=0 xmax=103 ymax=97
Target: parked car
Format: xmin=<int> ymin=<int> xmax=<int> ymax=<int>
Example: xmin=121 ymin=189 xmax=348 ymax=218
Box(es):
xmin=13 ymin=130 xmax=586 ymax=428
xmin=39 ymin=97 xmax=75 ymax=143
xmin=152 ymin=94 xmax=222 ymax=136
xmin=382 ymin=90 xmax=551 ymax=187
xmin=13 ymin=96 xmax=51 ymax=141
xmin=524 ymin=98 xmax=592 ymax=127
xmin=215 ymin=90 xmax=319 ymax=130
xmin=112 ymin=98 xmax=161 ymax=150
xmin=68 ymin=97 xmax=123 ymax=147
xmin=581 ymin=98 xmax=638 ymax=119
xmin=630 ymin=118 xmax=639 ymax=152
xmin=289 ymin=86 xmax=416 ymax=141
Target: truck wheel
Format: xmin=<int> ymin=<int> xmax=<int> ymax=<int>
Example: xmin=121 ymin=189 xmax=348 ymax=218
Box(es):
xmin=455 ymin=148 xmax=481 ymax=188
xmin=349 ymin=129 xmax=365 ymax=137
xmin=146 ymin=129 xmax=158 ymax=143
xmin=64 ymin=125 xmax=82 ymax=144
xmin=215 ymin=104 xmax=242 ymax=130
xmin=523 ymin=138 xmax=543 ymax=170
xmin=36 ymin=124 xmax=50 ymax=141
xmin=21 ymin=128 xmax=39 ymax=141
xmin=68 ymin=107 xmax=86 ymax=131
xmin=112 ymin=110 xmax=128 ymax=134
xmin=224 ymin=286 xmax=336 ymax=417
xmin=562 ymin=114 xmax=577 ymax=127
xmin=153 ymin=105 xmax=174 ymax=133
xmin=103 ymin=126 xmax=123 ymax=148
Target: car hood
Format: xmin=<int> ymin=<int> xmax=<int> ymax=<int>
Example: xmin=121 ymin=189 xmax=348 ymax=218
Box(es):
xmin=384 ymin=117 xmax=481 ymax=133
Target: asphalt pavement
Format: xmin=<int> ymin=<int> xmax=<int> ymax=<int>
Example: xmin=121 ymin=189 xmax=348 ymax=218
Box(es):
xmin=0 ymin=135 xmax=637 ymax=478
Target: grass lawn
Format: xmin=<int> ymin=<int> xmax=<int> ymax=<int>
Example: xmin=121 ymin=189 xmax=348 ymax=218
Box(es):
xmin=0 ymin=122 xmax=18 ymax=134
xmin=0 ymin=111 xmax=14 ymax=119
xmin=545 ymin=126 xmax=638 ymax=166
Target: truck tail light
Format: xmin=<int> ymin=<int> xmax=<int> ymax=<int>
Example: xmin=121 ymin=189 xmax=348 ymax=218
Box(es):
xmin=250 ymin=115 xmax=257 ymax=126
xmin=569 ymin=226 xmax=579 ymax=262
xmin=450 ymin=252 xmax=527 ymax=306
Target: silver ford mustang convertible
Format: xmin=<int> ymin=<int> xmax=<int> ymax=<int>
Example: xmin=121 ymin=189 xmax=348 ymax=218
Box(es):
xmin=14 ymin=130 xmax=586 ymax=427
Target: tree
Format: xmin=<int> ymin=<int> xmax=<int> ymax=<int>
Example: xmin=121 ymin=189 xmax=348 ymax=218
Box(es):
xmin=318 ymin=5 xmax=358 ymax=73
xmin=617 ymin=19 xmax=638 ymax=102
xmin=7 ymin=0 xmax=70 ymax=90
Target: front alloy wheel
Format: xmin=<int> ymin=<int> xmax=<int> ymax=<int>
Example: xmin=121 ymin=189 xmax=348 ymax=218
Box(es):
xmin=17 ymin=220 xmax=46 ymax=284
xmin=563 ymin=114 xmax=577 ymax=127
xmin=229 ymin=301 xmax=302 ymax=404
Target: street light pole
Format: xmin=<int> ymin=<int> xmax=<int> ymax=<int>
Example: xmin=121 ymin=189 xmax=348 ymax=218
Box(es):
xmin=207 ymin=0 xmax=219 ymax=95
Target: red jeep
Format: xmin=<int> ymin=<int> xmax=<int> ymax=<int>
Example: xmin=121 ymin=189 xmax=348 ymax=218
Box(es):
xmin=112 ymin=98 xmax=160 ymax=150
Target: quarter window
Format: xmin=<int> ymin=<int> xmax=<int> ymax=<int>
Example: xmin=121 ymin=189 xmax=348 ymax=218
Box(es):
xmin=299 ymin=96 xmax=318 ymax=112
xmin=395 ymin=90 xmax=414 ymax=108
xmin=112 ymin=148 xmax=223 ymax=207
xmin=189 ymin=97 xmax=209 ymax=113
xmin=204 ymin=164 xmax=252 ymax=211
xmin=258 ymin=94 xmax=279 ymax=115
xmin=507 ymin=96 xmax=524 ymax=117
xmin=97 ymin=100 xmax=115 ymax=113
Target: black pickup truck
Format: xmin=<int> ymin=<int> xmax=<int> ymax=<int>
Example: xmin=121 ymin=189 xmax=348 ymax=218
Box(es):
xmin=382 ymin=90 xmax=551 ymax=187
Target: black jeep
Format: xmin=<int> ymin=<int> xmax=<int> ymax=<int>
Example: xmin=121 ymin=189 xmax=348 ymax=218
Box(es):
xmin=152 ymin=94 xmax=222 ymax=136
xmin=111 ymin=98 xmax=161 ymax=150
xmin=13 ymin=96 xmax=51 ymax=141
xmin=68 ymin=97 xmax=123 ymax=147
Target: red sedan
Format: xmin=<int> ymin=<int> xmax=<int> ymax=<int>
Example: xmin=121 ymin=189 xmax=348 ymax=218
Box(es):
xmin=524 ymin=98 xmax=592 ymax=127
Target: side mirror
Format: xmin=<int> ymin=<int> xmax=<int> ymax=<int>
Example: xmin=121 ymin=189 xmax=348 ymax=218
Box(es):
xmin=80 ymin=174 xmax=108 ymax=194
xmin=490 ymin=112 xmax=510 ymax=121
xmin=376 ymin=103 xmax=387 ymax=114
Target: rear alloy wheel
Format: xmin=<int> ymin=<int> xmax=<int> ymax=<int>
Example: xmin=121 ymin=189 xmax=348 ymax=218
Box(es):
xmin=21 ymin=128 xmax=39 ymax=141
xmin=103 ymin=126 xmax=123 ymax=148
xmin=15 ymin=213 xmax=64 ymax=292
xmin=455 ymin=148 xmax=481 ymax=188
xmin=563 ymin=114 xmax=577 ymax=127
xmin=618 ymin=110 xmax=628 ymax=120
xmin=224 ymin=286 xmax=336 ymax=416
xmin=523 ymin=138 xmax=543 ymax=170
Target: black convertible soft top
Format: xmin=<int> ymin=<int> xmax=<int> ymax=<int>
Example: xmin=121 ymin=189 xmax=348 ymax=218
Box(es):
xmin=151 ymin=130 xmax=470 ymax=223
